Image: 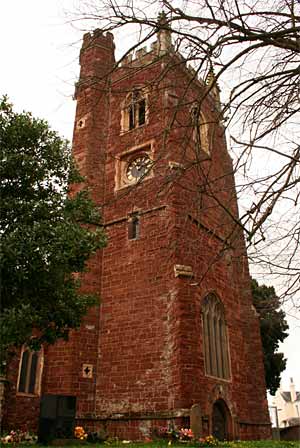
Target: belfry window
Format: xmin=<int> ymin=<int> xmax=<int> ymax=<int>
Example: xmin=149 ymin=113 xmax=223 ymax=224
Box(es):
xmin=122 ymin=89 xmax=147 ymax=132
xmin=17 ymin=346 xmax=43 ymax=395
xmin=191 ymin=104 xmax=210 ymax=155
xmin=202 ymin=294 xmax=230 ymax=379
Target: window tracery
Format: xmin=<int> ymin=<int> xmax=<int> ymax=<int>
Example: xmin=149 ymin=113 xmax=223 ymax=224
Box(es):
xmin=202 ymin=293 xmax=230 ymax=379
xmin=17 ymin=346 xmax=43 ymax=395
xmin=121 ymin=89 xmax=148 ymax=132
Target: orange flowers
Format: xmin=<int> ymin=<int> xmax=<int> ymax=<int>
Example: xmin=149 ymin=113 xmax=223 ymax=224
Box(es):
xmin=179 ymin=428 xmax=194 ymax=440
xmin=74 ymin=426 xmax=88 ymax=440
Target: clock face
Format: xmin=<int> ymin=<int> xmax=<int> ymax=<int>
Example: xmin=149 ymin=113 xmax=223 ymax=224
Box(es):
xmin=126 ymin=154 xmax=152 ymax=182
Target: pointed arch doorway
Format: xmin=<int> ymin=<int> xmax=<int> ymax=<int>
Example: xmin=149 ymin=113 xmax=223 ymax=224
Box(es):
xmin=212 ymin=399 xmax=231 ymax=441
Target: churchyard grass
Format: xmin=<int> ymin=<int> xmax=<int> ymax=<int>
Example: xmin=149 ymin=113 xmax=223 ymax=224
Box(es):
xmin=3 ymin=441 xmax=297 ymax=448
xmin=101 ymin=442 xmax=298 ymax=448
xmin=110 ymin=442 xmax=297 ymax=448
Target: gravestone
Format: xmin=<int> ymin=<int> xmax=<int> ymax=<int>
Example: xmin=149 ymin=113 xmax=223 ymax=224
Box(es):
xmin=190 ymin=404 xmax=202 ymax=439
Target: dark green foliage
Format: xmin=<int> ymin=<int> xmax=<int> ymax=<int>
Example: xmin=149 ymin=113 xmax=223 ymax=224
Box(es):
xmin=251 ymin=279 xmax=289 ymax=395
xmin=0 ymin=96 xmax=106 ymax=370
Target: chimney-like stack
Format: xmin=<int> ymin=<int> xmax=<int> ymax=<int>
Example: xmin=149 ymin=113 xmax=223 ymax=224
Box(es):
xmin=290 ymin=377 xmax=297 ymax=402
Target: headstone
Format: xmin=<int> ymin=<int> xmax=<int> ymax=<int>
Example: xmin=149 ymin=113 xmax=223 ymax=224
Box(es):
xmin=190 ymin=404 xmax=202 ymax=439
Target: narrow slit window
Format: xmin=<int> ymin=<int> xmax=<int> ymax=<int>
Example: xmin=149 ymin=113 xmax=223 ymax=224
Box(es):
xmin=138 ymin=99 xmax=146 ymax=125
xmin=128 ymin=215 xmax=140 ymax=240
xmin=18 ymin=349 xmax=29 ymax=393
xmin=28 ymin=352 xmax=38 ymax=394
xmin=191 ymin=104 xmax=210 ymax=155
xmin=129 ymin=104 xmax=135 ymax=130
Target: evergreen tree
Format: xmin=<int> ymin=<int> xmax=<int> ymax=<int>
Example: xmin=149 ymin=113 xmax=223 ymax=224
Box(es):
xmin=0 ymin=96 xmax=106 ymax=370
xmin=252 ymin=279 xmax=289 ymax=395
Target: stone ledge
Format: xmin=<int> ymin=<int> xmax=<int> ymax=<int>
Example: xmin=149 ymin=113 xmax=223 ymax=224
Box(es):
xmin=77 ymin=408 xmax=190 ymax=421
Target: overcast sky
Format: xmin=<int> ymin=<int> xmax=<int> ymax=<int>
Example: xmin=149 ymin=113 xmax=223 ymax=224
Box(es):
xmin=1 ymin=0 xmax=299 ymax=394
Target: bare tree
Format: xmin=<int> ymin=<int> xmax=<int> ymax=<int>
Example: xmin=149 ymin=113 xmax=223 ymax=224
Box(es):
xmin=74 ymin=0 xmax=300 ymax=305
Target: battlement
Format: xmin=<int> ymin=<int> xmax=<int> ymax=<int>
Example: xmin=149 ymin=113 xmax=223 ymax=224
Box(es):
xmin=119 ymin=40 xmax=166 ymax=67
xmin=78 ymin=27 xmax=220 ymax=108
xmin=82 ymin=29 xmax=115 ymax=50
xmin=119 ymin=39 xmax=205 ymax=82
xmin=77 ymin=29 xmax=116 ymax=91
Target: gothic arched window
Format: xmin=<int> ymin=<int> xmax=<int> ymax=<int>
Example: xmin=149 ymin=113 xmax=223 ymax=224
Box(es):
xmin=121 ymin=89 xmax=148 ymax=132
xmin=202 ymin=294 xmax=230 ymax=379
xmin=17 ymin=346 xmax=43 ymax=395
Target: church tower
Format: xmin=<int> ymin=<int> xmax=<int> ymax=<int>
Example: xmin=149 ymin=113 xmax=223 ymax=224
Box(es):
xmin=3 ymin=27 xmax=271 ymax=441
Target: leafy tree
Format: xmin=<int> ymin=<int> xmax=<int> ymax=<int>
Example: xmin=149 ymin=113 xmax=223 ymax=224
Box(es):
xmin=0 ymin=96 xmax=106 ymax=370
xmin=251 ymin=279 xmax=289 ymax=395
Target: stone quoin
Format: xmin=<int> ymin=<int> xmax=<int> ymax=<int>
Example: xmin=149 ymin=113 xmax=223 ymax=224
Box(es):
xmin=3 ymin=24 xmax=271 ymax=441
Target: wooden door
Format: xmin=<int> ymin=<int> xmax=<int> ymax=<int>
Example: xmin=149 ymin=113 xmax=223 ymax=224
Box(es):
xmin=212 ymin=401 xmax=227 ymax=441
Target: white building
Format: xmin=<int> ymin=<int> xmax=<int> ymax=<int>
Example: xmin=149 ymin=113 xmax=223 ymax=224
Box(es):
xmin=272 ymin=378 xmax=300 ymax=427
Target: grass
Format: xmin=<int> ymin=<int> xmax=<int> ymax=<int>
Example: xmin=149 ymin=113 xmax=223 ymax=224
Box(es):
xmin=108 ymin=443 xmax=298 ymax=448
xmin=12 ymin=442 xmax=297 ymax=448
xmin=104 ymin=443 xmax=298 ymax=448
xmin=2 ymin=441 xmax=299 ymax=448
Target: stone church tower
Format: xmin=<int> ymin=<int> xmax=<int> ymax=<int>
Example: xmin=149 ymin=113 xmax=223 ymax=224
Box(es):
xmin=3 ymin=27 xmax=271 ymax=441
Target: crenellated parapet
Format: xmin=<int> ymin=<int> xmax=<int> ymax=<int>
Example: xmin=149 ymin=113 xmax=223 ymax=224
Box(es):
xmin=117 ymin=33 xmax=220 ymax=106
xmin=76 ymin=17 xmax=222 ymax=107
xmin=118 ymin=38 xmax=206 ymax=85
xmin=81 ymin=29 xmax=115 ymax=55
xmin=75 ymin=30 xmax=116 ymax=98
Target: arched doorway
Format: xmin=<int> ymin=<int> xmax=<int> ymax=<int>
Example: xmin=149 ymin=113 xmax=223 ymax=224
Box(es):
xmin=212 ymin=400 xmax=229 ymax=440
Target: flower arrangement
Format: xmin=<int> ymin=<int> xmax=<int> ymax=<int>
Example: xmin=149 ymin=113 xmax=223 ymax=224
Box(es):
xmin=153 ymin=427 xmax=219 ymax=446
xmin=1 ymin=430 xmax=37 ymax=444
xmin=154 ymin=426 xmax=195 ymax=442
xmin=155 ymin=426 xmax=180 ymax=440
xmin=74 ymin=426 xmax=88 ymax=441
xmin=198 ymin=435 xmax=219 ymax=446
xmin=179 ymin=428 xmax=194 ymax=441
